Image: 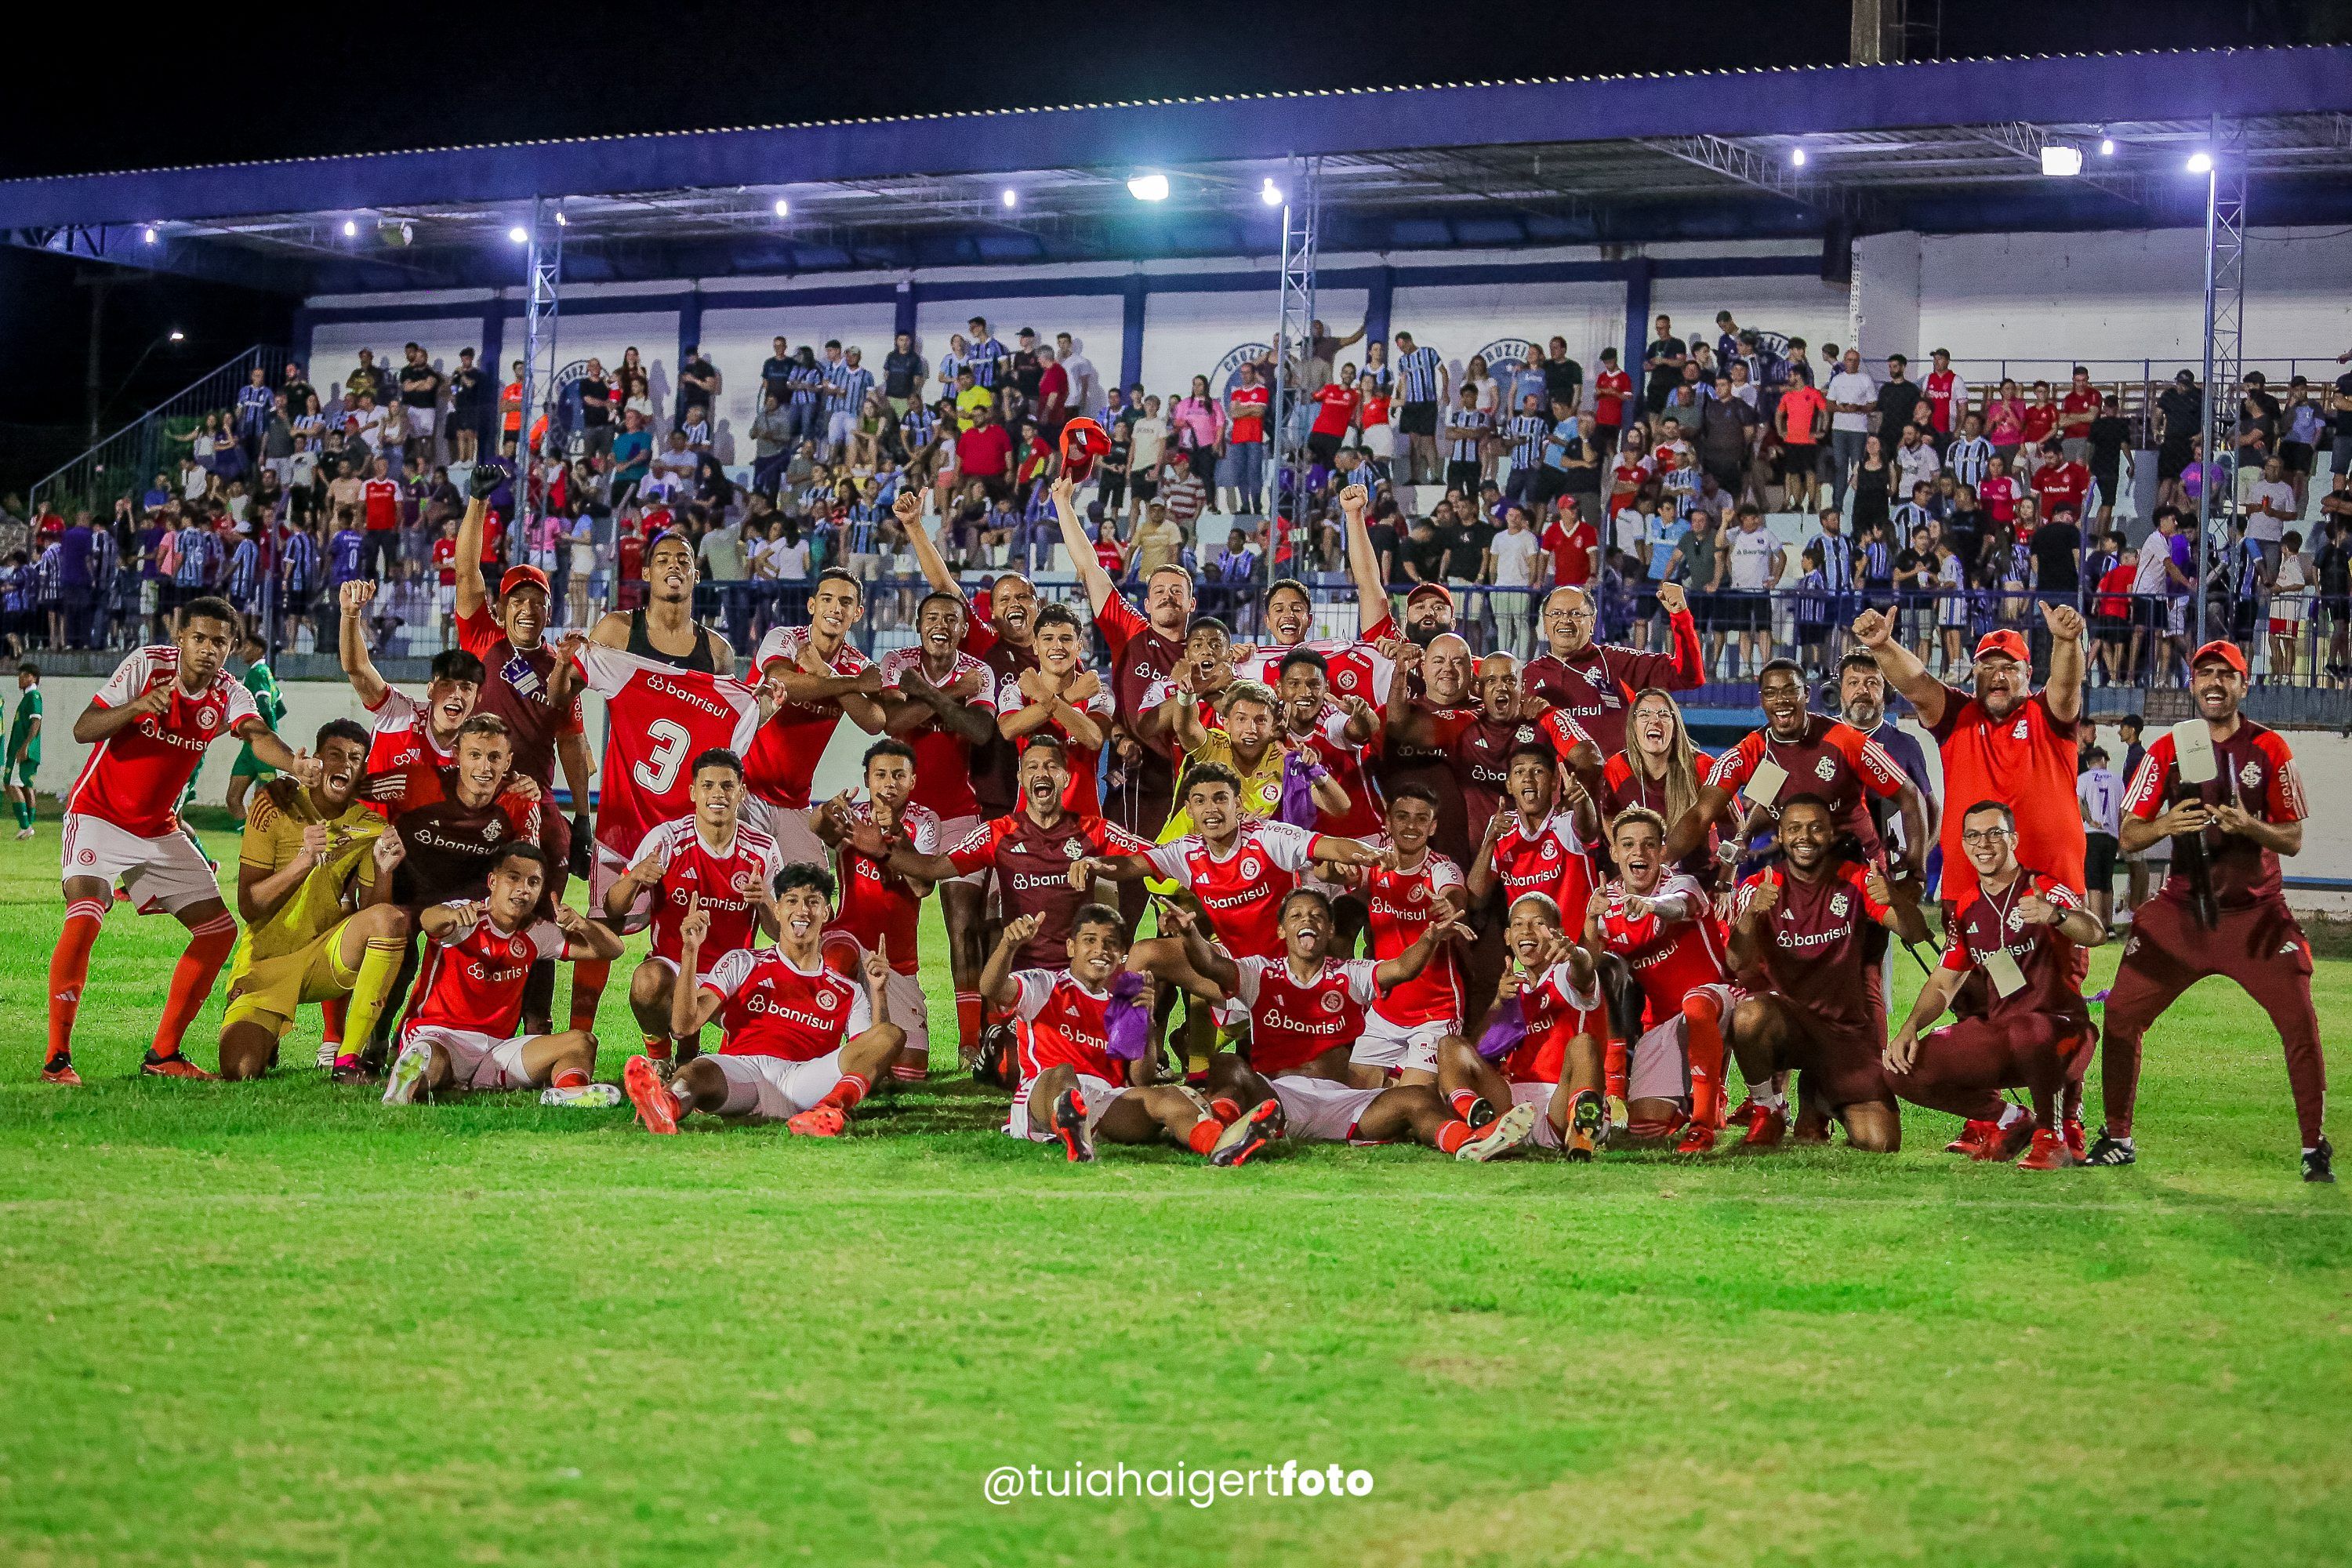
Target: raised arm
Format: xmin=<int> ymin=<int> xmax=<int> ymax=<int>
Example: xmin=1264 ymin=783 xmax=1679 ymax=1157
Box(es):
xmin=2038 ymin=601 xmax=2085 ymax=726
xmin=893 ymin=489 xmax=962 ymax=598
xmin=1370 ymin=907 xmax=1462 ymax=992
xmin=1339 ymin=485 xmax=1386 ymax=628
xmin=1661 ymin=780 xmax=1737 ymax=868
xmin=452 ymin=476 xmax=495 ymax=622
xmin=338 ymin=579 xmax=390 ymax=710
xmin=1050 ymin=476 xmax=1116 ymax=616
xmin=1164 ymin=902 xmax=1240 ymax=998
xmin=669 ymin=897 xmax=725 ymax=1037
xmin=1849 ymin=605 xmax=1946 ymax=728
xmin=978 ymin=913 xmax=1041 ymax=1010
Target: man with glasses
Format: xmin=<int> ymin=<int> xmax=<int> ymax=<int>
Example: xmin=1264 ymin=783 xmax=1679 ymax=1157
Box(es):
xmin=1519 ymin=580 xmax=1703 ymax=756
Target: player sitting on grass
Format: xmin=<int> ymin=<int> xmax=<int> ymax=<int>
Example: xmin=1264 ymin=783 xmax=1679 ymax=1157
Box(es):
xmin=623 ymin=865 xmax=906 ymax=1138
xmin=1724 ymin=795 xmax=1929 ymax=1152
xmin=1435 ymin=891 xmax=1608 ymax=1160
xmin=218 ymin=720 xmax=412 ymax=1082
xmin=381 ymin=843 xmax=623 ymax=1106
xmin=602 ymin=748 xmax=782 ymax=1071
xmin=46 ymin=597 xmax=321 ymax=1086
xmin=1584 ymin=807 xmax=1738 ymax=1154
xmin=1885 ymin=800 xmax=2105 ymax=1171
xmin=1165 ymin=891 xmax=1537 ymax=1161
xmin=982 ymin=904 xmax=1260 ymax=1163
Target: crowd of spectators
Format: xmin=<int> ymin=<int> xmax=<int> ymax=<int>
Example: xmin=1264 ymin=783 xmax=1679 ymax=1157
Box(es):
xmin=5 ymin=309 xmax=2351 ymax=690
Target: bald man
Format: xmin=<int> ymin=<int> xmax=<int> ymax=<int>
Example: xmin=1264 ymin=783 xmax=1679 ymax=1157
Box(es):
xmin=1520 ymin=581 xmax=1704 ymax=754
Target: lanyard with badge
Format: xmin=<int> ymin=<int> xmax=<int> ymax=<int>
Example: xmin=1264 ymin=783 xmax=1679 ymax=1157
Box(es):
xmin=1979 ymin=874 xmax=2031 ymax=997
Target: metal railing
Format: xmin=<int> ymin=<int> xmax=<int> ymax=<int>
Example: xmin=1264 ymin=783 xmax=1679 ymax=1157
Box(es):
xmin=28 ymin=346 xmax=291 ymax=521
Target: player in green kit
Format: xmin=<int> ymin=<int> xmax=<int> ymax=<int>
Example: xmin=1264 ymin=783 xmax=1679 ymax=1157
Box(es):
xmin=225 ymin=630 xmax=288 ymax=817
xmin=7 ymin=663 xmax=39 ymax=839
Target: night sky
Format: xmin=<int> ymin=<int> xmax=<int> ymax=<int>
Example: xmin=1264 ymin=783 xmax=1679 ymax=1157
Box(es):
xmin=2 ymin=0 xmax=2342 ymax=490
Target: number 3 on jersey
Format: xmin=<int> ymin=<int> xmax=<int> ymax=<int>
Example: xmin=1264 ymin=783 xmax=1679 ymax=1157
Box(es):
xmin=634 ymin=718 xmax=693 ymax=795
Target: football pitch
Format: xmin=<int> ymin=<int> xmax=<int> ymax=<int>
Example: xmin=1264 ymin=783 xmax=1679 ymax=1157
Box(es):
xmin=2 ymin=815 xmax=2348 ymax=1568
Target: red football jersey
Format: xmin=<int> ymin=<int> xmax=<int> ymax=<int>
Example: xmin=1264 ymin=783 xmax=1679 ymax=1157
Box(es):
xmin=1502 ymin=960 xmax=1600 ymax=1085
xmin=631 ymin=816 xmax=785 ymax=975
xmin=1490 ymin=808 xmax=1602 ymax=920
xmin=993 ymin=670 xmax=1116 ymax=815
xmin=362 ymin=477 xmax=401 ymax=529
xmin=701 ymin=945 xmax=872 ymax=1062
xmin=746 ymin=626 xmax=873 ymax=809
xmin=2122 ymin=720 xmax=2305 ymax=909
xmin=1940 ymin=869 xmax=2089 ymax=1026
xmin=828 ymin=798 xmax=938 ymax=975
xmin=1707 ymin=715 xmax=1907 ymax=858
xmin=358 ymin=687 xmax=459 ymax=818
xmin=1145 ymin=820 xmax=1326 ymax=960
xmin=403 ymin=907 xmax=568 ymax=1036
xmin=68 ymin=645 xmax=260 ymax=836
xmin=944 ymin=810 xmax=1152 ymax=969
xmin=1230 ymin=954 xmax=1379 ymax=1076
xmin=1362 ymin=842 xmax=1465 ymax=1027
xmin=1736 ymin=861 xmax=1888 ymax=1044
xmin=1592 ymin=368 xmax=1631 ymax=426
xmin=1238 ymin=641 xmax=1396 ymax=707
xmin=572 ymin=644 xmax=763 ymax=859
xmin=1595 ymin=870 xmax=1730 ymax=1023
xmin=1928 ymin=688 xmax=2084 ymax=901
xmin=876 ymin=646 xmax=996 ymax=819
xmin=1008 ymin=967 xmax=1123 ymax=1083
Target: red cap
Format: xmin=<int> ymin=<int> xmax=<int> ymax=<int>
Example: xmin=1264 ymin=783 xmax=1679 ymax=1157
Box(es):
xmin=1405 ymin=581 xmax=1455 ymax=608
xmin=1058 ymin=416 xmax=1109 ymax=482
xmin=2190 ymin=638 xmax=2249 ymax=674
xmin=499 ymin=564 xmax=551 ymax=598
xmin=1973 ymin=629 xmax=2029 ymax=663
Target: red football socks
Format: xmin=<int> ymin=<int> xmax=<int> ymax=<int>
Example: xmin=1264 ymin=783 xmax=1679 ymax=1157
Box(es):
xmin=1208 ymin=1098 xmax=1242 ymax=1126
xmin=641 ymin=1034 xmax=672 ymax=1063
xmin=818 ymin=1073 xmax=870 ymax=1112
xmin=955 ymin=990 xmax=983 ymax=1058
xmin=1682 ymin=993 xmax=1727 ymax=1127
xmin=154 ymin=912 xmax=238 ymax=1058
xmin=1604 ymin=1036 xmax=1629 ymax=1105
xmin=46 ymin=898 xmax=105 ymax=1064
xmin=551 ymin=1067 xmax=590 ymax=1089
xmin=1186 ymin=1120 xmax=1222 ymax=1155
xmin=569 ymin=960 xmax=611 ymax=1033
xmin=321 ymin=995 xmax=348 ymax=1049
xmin=1435 ymin=1120 xmax=1474 ymax=1155
xmin=1449 ymin=1088 xmax=1482 ymax=1120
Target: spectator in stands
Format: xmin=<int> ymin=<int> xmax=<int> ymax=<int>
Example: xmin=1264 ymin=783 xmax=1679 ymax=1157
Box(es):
xmin=1697 ymin=376 xmax=1758 ymax=502
xmin=2057 ymin=365 xmax=2100 ymax=464
xmin=1874 ymin=354 xmax=1922 ymax=448
xmin=750 ymin=394 xmax=793 ymax=494
xmin=2245 ymin=454 xmax=2297 ymax=583
xmin=1640 ymin=315 xmax=1686 ymax=417
xmin=1392 ymin=331 xmax=1446 ymax=488
xmin=677 ymin=344 xmax=720 ymax=426
xmin=883 ymin=332 xmax=927 ymax=416
xmin=1774 ymin=368 xmax=1827 ymax=512
xmin=1054 ymin=333 xmax=1097 ymax=419
xmin=1984 ymin=377 xmax=2026 ymax=465
xmin=1895 ymin=423 xmax=1940 ymax=499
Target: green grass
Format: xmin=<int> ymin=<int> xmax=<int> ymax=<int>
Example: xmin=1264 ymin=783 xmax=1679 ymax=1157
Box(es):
xmin=2 ymin=813 xmax=2347 ymax=1567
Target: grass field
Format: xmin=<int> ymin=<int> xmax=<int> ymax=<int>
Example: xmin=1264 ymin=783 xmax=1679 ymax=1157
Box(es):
xmin=2 ymin=809 xmax=2348 ymax=1568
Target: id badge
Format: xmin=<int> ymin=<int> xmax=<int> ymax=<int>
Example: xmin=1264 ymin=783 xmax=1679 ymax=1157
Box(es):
xmin=1983 ymin=946 xmax=2027 ymax=998
xmin=501 ymin=654 xmax=546 ymax=703
xmin=1744 ymin=758 xmax=1789 ymax=808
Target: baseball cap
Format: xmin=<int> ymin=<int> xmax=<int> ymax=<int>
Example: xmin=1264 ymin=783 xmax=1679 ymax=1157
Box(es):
xmin=1973 ymin=629 xmax=2029 ymax=663
xmin=1058 ymin=416 xmax=1110 ymax=483
xmin=1405 ymin=582 xmax=1455 ymax=608
xmin=2190 ymin=638 xmax=2249 ymax=673
xmin=499 ymin=564 xmax=551 ymax=598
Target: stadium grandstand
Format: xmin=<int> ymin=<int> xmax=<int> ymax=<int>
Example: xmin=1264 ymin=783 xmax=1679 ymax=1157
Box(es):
xmin=5 ymin=45 xmax=2352 ymax=723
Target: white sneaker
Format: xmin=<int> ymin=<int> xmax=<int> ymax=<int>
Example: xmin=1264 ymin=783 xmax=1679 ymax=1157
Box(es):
xmin=1457 ymin=1101 xmax=1539 ymax=1162
xmin=381 ymin=1041 xmax=432 ymax=1105
xmin=13 ymin=827 xmax=32 ymax=840
xmin=315 ymin=1040 xmax=338 ymax=1069
xmin=539 ymin=1082 xmax=622 ymax=1109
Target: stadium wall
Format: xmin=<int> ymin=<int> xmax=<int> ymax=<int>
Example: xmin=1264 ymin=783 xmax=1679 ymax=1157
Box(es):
xmin=293 ymin=227 xmax=2352 ymax=426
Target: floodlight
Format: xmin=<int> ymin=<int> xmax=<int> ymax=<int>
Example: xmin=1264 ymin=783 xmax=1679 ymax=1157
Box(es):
xmin=2185 ymin=151 xmax=2213 ymax=175
xmin=169 ymin=331 xmax=185 ymax=342
xmin=508 ymin=225 xmax=529 ymax=243
xmin=1261 ymin=178 xmax=1283 ymax=206
xmin=2040 ymin=143 xmax=2083 ymax=177
xmin=554 ymin=211 xmax=568 ymax=227
xmin=2099 ymin=136 xmax=2116 ymax=156
xmin=142 ymin=227 xmax=157 ymax=244
xmin=343 ymin=220 xmax=358 ymax=237
xmin=1790 ymin=147 xmax=1807 ymax=167
xmin=1127 ymin=172 xmax=1170 ymax=201
xmin=1001 ymin=188 xmax=1018 ymax=209
xmin=774 ymin=198 xmax=789 ymax=216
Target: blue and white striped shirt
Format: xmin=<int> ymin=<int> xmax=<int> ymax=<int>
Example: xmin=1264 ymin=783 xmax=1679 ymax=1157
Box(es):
xmin=826 ymin=362 xmax=874 ymax=413
xmin=281 ymin=528 xmax=319 ymax=597
xmin=174 ymin=528 xmax=220 ymax=588
xmin=1812 ymin=529 xmax=1853 ymax=590
xmin=967 ymin=336 xmax=1007 ymax=389
xmin=788 ymin=362 xmax=826 ymax=405
xmin=1506 ymin=412 xmax=1548 ymax=470
xmin=1945 ymin=435 xmax=1993 ymax=492
xmin=1444 ymin=406 xmax=1489 ymax=463
xmin=843 ymin=503 xmax=884 ymax=555
xmin=935 ymin=349 xmax=968 ymax=387
xmin=898 ymin=405 xmax=936 ymax=451
xmin=237 ymin=383 xmax=274 ymax=435
xmin=1396 ymin=346 xmax=1443 ymax=405
xmin=227 ymin=539 xmax=262 ymax=606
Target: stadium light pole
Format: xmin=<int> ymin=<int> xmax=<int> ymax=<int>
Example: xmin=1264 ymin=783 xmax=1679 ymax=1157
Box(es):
xmin=2191 ymin=120 xmax=2244 ymax=655
xmin=1266 ymin=156 xmax=1319 ymax=599
xmin=515 ymin=196 xmax=564 ymax=525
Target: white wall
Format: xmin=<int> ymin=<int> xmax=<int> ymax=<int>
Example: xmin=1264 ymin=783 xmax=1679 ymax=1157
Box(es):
xmin=1388 ymin=281 xmax=1617 ymax=386
xmin=304 ymin=318 xmax=484 ymax=406
xmin=1137 ymin=289 xmax=1274 ymax=401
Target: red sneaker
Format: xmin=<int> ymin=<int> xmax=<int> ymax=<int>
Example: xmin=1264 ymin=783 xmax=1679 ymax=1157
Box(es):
xmin=1943 ymin=1119 xmax=2000 ymax=1156
xmin=787 ymin=1104 xmax=848 ymax=1138
xmin=140 ymin=1051 xmax=216 ymax=1080
xmin=1210 ymin=1095 xmax=1285 ymax=1167
xmin=1674 ymin=1119 xmax=1719 ymax=1155
xmin=623 ymin=1054 xmax=680 ymax=1135
xmin=40 ymin=1054 xmax=82 ymax=1087
xmin=1740 ymin=1102 xmax=1788 ymax=1148
xmin=2016 ymin=1127 xmax=2082 ymax=1171
xmin=2062 ymin=1117 xmax=2087 ymax=1163
xmin=1048 ymin=1087 xmax=1096 ymax=1163
xmin=1975 ymin=1115 xmax=2034 ymax=1163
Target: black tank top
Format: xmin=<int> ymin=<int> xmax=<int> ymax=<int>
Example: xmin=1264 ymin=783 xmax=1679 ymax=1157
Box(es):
xmin=626 ymin=608 xmax=719 ymax=673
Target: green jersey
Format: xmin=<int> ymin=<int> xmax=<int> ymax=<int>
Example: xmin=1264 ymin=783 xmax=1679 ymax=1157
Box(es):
xmin=241 ymin=661 xmax=285 ymax=729
xmin=7 ymin=688 xmax=39 ymax=768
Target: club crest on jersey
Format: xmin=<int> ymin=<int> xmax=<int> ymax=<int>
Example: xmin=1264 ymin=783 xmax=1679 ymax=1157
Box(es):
xmin=1240 ymin=855 xmax=1264 ymax=880
xmin=2005 ymin=906 xmax=2027 ymax=931
xmin=1319 ymin=991 xmax=1345 ymax=1014
xmin=1408 ymin=883 xmax=1427 ymax=903
xmin=1336 ymin=669 xmax=1359 ymax=692
xmin=482 ymin=822 xmax=503 ymax=842
xmin=2012 ymin=719 xmax=2029 ymax=739
xmin=2240 ymin=760 xmax=2263 ymax=789
xmin=197 ymin=705 xmax=219 ymax=729
xmin=1814 ymin=756 xmax=1838 ymax=781
xmin=1541 ymin=840 xmax=1559 ymax=861
xmin=1830 ymin=891 xmax=1850 ymax=916
xmin=1515 ymin=726 xmax=1537 ymax=744
xmin=1063 ymin=838 xmax=1087 ymax=859
xmin=508 ymin=935 xmax=531 ymax=959
xmin=815 ymin=987 xmax=842 ymax=1011
xmin=731 ymin=870 xmax=752 ymax=892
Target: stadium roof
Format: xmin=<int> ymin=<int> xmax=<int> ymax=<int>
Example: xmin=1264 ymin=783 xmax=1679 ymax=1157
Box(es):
xmin=5 ymin=46 xmax=2350 ymax=295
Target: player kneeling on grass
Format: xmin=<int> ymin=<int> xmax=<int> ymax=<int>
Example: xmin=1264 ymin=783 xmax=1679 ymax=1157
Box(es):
xmin=1886 ymin=800 xmax=2105 ymax=1170
xmin=1166 ymin=891 xmax=1537 ymax=1161
xmin=1435 ymin=891 xmax=1609 ymax=1160
xmin=217 ymin=720 xmax=412 ymax=1081
xmin=382 ymin=844 xmax=624 ymax=1106
xmin=624 ymin=865 xmax=905 ymax=1138
xmin=602 ymin=748 xmax=783 ymax=1069
xmin=1723 ymin=794 xmax=1929 ymax=1152
xmin=982 ymin=905 xmax=1247 ymax=1163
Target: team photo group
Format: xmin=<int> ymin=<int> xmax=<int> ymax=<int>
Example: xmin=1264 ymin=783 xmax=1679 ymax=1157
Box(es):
xmin=24 ymin=417 xmax=2332 ymax=1185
